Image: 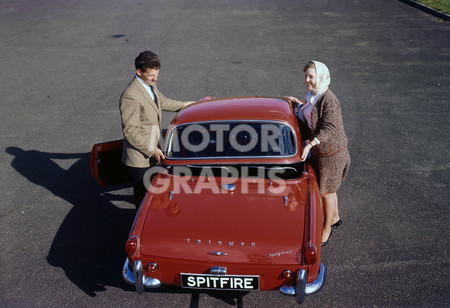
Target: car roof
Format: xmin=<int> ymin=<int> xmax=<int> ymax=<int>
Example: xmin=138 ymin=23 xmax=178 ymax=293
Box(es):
xmin=172 ymin=97 xmax=296 ymax=126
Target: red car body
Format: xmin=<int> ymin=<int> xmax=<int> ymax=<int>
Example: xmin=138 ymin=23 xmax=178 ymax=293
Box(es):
xmin=90 ymin=96 xmax=325 ymax=304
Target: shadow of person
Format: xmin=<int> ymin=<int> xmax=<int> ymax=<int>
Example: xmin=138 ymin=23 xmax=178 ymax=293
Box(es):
xmin=6 ymin=146 xmax=135 ymax=297
xmin=5 ymin=147 xmax=254 ymax=305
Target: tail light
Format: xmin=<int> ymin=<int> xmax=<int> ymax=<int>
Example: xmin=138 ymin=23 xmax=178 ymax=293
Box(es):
xmin=304 ymin=244 xmax=317 ymax=265
xmin=125 ymin=235 xmax=139 ymax=256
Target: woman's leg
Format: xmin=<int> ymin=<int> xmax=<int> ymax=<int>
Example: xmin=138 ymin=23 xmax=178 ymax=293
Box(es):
xmin=333 ymin=194 xmax=340 ymax=224
xmin=322 ymin=192 xmax=338 ymax=242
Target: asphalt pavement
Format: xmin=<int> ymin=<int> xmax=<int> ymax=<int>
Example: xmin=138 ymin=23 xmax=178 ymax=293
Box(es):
xmin=1 ymin=0 xmax=449 ymax=307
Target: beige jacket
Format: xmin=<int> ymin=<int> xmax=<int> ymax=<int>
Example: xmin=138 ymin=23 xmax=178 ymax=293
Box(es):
xmin=120 ymin=78 xmax=185 ymax=167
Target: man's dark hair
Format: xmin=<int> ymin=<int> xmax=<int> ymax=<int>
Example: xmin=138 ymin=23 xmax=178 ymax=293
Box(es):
xmin=135 ymin=51 xmax=161 ymax=71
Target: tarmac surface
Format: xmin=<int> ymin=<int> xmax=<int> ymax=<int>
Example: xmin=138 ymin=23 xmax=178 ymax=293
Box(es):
xmin=1 ymin=0 xmax=449 ymax=307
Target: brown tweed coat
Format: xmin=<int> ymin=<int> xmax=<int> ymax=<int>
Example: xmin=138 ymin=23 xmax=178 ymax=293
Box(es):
xmin=309 ymin=90 xmax=350 ymax=195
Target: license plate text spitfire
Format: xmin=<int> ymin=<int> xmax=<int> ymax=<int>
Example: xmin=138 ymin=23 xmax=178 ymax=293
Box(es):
xmin=180 ymin=273 xmax=259 ymax=291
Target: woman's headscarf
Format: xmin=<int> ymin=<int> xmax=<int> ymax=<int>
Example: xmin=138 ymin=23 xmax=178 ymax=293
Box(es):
xmin=310 ymin=60 xmax=330 ymax=94
xmin=300 ymin=60 xmax=331 ymax=128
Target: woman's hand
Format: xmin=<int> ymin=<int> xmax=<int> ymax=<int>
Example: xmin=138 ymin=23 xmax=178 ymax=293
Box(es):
xmin=301 ymin=143 xmax=312 ymax=162
xmin=284 ymin=96 xmax=301 ymax=105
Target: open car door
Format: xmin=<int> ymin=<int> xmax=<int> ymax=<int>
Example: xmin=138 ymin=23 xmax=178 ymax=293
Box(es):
xmin=90 ymin=139 xmax=132 ymax=186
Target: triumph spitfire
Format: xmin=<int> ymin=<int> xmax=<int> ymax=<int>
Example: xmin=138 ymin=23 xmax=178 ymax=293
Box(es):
xmin=90 ymin=96 xmax=326 ymax=304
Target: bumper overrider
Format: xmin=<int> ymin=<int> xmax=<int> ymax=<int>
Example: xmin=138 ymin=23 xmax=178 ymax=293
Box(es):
xmin=123 ymin=259 xmax=161 ymax=293
xmin=279 ymin=263 xmax=326 ymax=304
xmin=122 ymin=258 xmax=325 ymax=304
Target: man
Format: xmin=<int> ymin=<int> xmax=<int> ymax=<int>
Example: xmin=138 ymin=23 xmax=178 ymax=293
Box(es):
xmin=120 ymin=50 xmax=194 ymax=209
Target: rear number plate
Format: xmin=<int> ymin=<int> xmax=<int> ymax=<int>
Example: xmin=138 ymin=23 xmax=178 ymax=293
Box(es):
xmin=180 ymin=273 xmax=259 ymax=291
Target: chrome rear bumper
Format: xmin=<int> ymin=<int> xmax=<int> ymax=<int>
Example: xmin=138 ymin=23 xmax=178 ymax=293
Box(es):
xmin=279 ymin=263 xmax=326 ymax=299
xmin=122 ymin=258 xmax=161 ymax=291
xmin=123 ymin=257 xmax=325 ymax=299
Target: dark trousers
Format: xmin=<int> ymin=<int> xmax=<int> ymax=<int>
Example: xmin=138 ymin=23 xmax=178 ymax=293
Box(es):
xmin=128 ymin=166 xmax=149 ymax=210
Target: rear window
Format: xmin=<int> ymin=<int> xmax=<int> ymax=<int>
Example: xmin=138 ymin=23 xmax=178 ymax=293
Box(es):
xmin=165 ymin=121 xmax=296 ymax=159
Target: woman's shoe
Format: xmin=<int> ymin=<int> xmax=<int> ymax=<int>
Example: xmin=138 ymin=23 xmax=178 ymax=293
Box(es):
xmin=321 ymin=230 xmax=332 ymax=247
xmin=331 ymin=219 xmax=342 ymax=230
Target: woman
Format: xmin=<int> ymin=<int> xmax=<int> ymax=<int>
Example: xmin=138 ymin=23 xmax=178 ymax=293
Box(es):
xmin=285 ymin=60 xmax=350 ymax=246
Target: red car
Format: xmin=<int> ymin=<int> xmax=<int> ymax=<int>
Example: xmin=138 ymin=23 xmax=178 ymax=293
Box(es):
xmin=90 ymin=96 xmax=325 ymax=304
